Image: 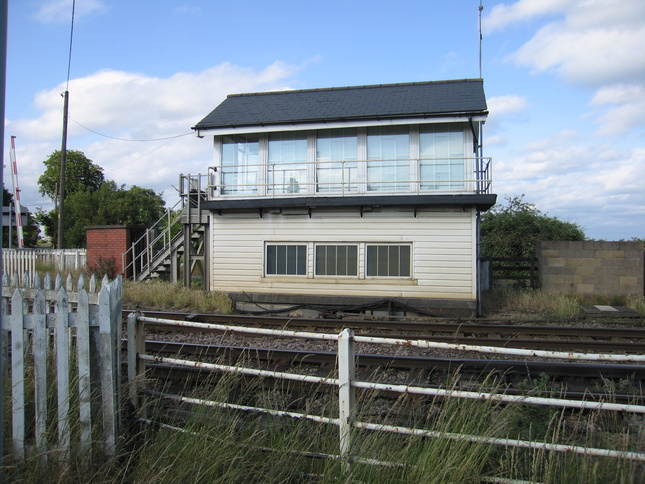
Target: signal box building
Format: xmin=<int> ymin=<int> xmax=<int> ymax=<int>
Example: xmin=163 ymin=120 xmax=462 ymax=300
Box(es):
xmin=192 ymin=79 xmax=496 ymax=316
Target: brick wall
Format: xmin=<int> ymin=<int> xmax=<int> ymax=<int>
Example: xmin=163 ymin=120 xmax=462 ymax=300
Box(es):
xmin=537 ymin=241 xmax=644 ymax=295
xmin=86 ymin=226 xmax=144 ymax=277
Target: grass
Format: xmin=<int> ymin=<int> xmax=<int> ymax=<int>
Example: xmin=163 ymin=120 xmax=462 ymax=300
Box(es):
xmin=122 ymin=280 xmax=233 ymax=314
xmin=4 ymin=281 xmax=644 ymax=482
xmin=482 ymin=285 xmax=645 ymax=319
xmin=5 ymin=362 xmax=644 ymax=483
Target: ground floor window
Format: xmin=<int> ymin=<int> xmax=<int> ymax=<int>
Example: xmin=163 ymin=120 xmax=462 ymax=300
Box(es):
xmin=265 ymin=242 xmax=412 ymax=279
xmin=366 ymin=245 xmax=411 ymax=277
xmin=266 ymin=244 xmax=307 ymax=275
xmin=315 ymin=245 xmax=358 ymax=276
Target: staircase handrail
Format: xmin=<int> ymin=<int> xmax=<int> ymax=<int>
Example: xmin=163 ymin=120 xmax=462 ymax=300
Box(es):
xmin=123 ymin=198 xmax=184 ymax=280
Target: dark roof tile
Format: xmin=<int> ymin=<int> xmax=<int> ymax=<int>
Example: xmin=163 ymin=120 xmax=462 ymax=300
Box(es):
xmin=193 ymin=79 xmax=487 ymax=130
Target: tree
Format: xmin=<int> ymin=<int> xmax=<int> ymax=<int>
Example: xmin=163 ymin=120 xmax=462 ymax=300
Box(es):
xmin=36 ymin=150 xmax=165 ymax=248
xmin=480 ymin=195 xmax=586 ymax=258
xmin=38 ymin=181 xmax=166 ymax=248
xmin=3 ymin=187 xmax=40 ymax=248
xmin=37 ymin=150 xmax=104 ymax=200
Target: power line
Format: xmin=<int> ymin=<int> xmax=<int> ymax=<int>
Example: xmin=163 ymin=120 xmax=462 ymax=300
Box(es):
xmin=69 ymin=114 xmax=193 ymax=141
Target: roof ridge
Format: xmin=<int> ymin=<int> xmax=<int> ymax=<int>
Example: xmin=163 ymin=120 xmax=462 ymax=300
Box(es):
xmin=228 ymin=78 xmax=484 ymax=98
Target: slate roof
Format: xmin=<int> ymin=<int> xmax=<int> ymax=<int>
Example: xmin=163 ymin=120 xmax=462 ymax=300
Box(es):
xmin=193 ymin=79 xmax=487 ymax=131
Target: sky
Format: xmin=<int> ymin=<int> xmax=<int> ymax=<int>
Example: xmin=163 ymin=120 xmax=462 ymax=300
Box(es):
xmin=3 ymin=0 xmax=644 ymax=241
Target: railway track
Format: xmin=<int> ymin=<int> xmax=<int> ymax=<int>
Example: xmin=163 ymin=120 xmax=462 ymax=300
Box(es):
xmin=127 ymin=309 xmax=645 ymax=353
xmin=125 ymin=309 xmax=645 ymax=406
xmin=141 ymin=340 xmax=645 ymax=406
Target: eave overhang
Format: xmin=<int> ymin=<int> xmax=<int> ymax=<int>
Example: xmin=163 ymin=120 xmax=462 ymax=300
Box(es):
xmin=194 ymin=113 xmax=488 ymax=138
xmin=202 ymin=193 xmax=497 ymax=213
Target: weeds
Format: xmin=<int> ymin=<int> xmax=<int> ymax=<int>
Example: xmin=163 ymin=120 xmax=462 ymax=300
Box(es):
xmin=483 ymin=285 xmax=645 ymax=319
xmin=122 ymin=279 xmax=233 ymax=314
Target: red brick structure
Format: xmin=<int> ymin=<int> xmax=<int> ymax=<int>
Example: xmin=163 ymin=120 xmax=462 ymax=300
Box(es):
xmin=86 ymin=226 xmax=145 ymax=277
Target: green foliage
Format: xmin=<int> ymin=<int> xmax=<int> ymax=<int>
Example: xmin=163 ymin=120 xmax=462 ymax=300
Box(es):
xmin=36 ymin=150 xmax=166 ymax=247
xmin=481 ymin=195 xmax=586 ymax=258
xmin=37 ymin=149 xmax=105 ymax=200
xmin=87 ymin=256 xmax=118 ymax=280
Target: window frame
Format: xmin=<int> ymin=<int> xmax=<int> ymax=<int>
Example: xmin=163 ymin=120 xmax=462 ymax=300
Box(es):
xmin=314 ymin=244 xmax=359 ymax=277
xmin=365 ymin=244 xmax=412 ymax=278
xmin=265 ymin=243 xmax=308 ymax=276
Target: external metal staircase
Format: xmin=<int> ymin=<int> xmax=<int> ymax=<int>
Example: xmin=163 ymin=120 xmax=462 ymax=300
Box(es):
xmin=123 ymin=174 xmax=210 ymax=290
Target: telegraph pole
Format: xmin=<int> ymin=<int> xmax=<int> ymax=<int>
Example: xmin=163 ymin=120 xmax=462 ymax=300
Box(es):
xmin=58 ymin=0 xmax=75 ymax=249
xmin=57 ymin=91 xmax=68 ymax=249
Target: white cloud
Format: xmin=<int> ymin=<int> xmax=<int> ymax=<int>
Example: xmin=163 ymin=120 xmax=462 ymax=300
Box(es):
xmin=6 ymin=61 xmax=301 ymax=207
xmin=484 ymin=0 xmax=574 ymax=33
xmin=494 ymin=141 xmax=645 ymax=239
xmin=488 ymin=0 xmax=645 ymax=86
xmin=35 ymin=0 xmax=107 ymax=24
xmin=512 ymin=21 xmax=645 ymax=86
xmin=588 ymin=83 xmax=645 ymax=136
xmin=487 ymin=94 xmax=527 ymax=116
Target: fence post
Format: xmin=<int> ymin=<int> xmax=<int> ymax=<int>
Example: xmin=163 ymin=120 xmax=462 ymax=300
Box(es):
xmin=32 ymin=290 xmax=48 ymax=456
xmin=55 ymin=286 xmax=71 ymax=460
xmin=127 ymin=312 xmax=146 ymax=416
xmin=99 ymin=283 xmax=117 ymax=455
xmin=76 ymin=289 xmax=92 ymax=455
xmin=11 ymin=289 xmax=25 ymax=460
xmin=338 ymin=328 xmax=356 ymax=470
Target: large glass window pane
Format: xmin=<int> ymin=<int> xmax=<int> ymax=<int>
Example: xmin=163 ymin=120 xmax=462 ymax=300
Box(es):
xmin=367 ymin=126 xmax=410 ymax=191
xmin=419 ymin=124 xmax=465 ymax=190
xmin=315 ymin=245 xmax=358 ymax=276
xmin=266 ymin=244 xmax=306 ymax=275
xmin=221 ymin=134 xmax=259 ymax=194
xmin=366 ymin=245 xmax=411 ymax=278
xmin=268 ymin=132 xmax=308 ymax=194
xmin=316 ymin=129 xmax=358 ymax=193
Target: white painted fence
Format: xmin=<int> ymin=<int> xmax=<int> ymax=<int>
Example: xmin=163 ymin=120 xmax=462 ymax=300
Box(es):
xmin=3 ymin=248 xmax=87 ymax=277
xmin=127 ymin=315 xmax=645 ymax=468
xmin=2 ymin=272 xmax=121 ymax=461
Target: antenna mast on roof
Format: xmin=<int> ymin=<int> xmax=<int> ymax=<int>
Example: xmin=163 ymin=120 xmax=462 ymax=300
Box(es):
xmin=478 ymin=0 xmax=484 ymax=78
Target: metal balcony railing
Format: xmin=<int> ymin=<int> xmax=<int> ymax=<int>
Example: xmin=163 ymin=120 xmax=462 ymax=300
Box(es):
xmin=195 ymin=157 xmax=492 ymax=200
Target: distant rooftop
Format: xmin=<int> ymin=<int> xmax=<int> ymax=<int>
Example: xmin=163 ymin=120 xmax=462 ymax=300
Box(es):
xmin=193 ymin=79 xmax=487 ymax=131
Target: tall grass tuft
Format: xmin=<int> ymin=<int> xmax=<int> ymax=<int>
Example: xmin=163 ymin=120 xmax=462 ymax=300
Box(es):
xmin=483 ymin=286 xmax=645 ymax=319
xmin=123 ymin=280 xmax=233 ymax=314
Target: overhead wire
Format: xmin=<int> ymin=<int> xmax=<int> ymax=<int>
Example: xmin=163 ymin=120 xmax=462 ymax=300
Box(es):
xmin=69 ymin=114 xmax=193 ymax=142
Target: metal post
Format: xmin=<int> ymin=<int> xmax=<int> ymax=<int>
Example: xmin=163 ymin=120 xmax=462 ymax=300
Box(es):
xmin=127 ymin=313 xmax=146 ymax=417
xmin=338 ymin=328 xmax=355 ymax=471
xmin=0 ymin=0 xmax=8 ymax=476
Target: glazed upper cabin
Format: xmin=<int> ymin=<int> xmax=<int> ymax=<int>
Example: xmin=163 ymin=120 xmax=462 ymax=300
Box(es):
xmin=193 ymin=79 xmax=493 ymax=205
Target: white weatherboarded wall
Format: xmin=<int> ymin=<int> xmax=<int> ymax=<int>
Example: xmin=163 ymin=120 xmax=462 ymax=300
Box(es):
xmin=210 ymin=207 xmax=477 ymax=301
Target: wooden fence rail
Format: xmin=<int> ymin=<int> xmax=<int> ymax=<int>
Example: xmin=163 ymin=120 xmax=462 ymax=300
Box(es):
xmin=3 ymin=249 xmax=87 ymax=278
xmin=1 ymin=271 xmax=121 ymax=462
xmin=481 ymin=256 xmax=539 ymax=289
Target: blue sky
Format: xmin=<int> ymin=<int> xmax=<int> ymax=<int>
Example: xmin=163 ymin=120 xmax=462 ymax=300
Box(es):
xmin=4 ymin=0 xmax=644 ymax=240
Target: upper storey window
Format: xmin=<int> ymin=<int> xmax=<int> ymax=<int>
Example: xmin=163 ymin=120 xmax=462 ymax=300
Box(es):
xmin=216 ymin=123 xmax=476 ymax=196
xmin=366 ymin=126 xmax=410 ymax=191
xmin=420 ymin=124 xmax=465 ymax=190
xmin=222 ymin=134 xmax=259 ymax=195
xmin=268 ymin=132 xmax=308 ymax=194
xmin=316 ymin=128 xmax=358 ymax=193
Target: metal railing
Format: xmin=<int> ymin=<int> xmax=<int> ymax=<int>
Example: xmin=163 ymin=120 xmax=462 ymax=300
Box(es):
xmin=128 ymin=314 xmax=645 ymax=469
xmin=205 ymin=157 xmax=493 ymax=199
xmin=123 ymin=173 xmax=210 ymax=282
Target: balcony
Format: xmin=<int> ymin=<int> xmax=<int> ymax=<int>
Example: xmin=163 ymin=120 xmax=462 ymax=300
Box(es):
xmin=180 ymin=157 xmax=495 ymax=214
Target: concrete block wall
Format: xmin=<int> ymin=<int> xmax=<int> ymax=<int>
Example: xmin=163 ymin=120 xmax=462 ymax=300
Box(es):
xmin=537 ymin=241 xmax=644 ymax=295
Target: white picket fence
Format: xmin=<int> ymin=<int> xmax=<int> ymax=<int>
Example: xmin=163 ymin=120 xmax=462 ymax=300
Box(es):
xmin=127 ymin=315 xmax=645 ymax=469
xmin=3 ymin=249 xmax=87 ymax=278
xmin=2 ymin=271 xmax=121 ymax=462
